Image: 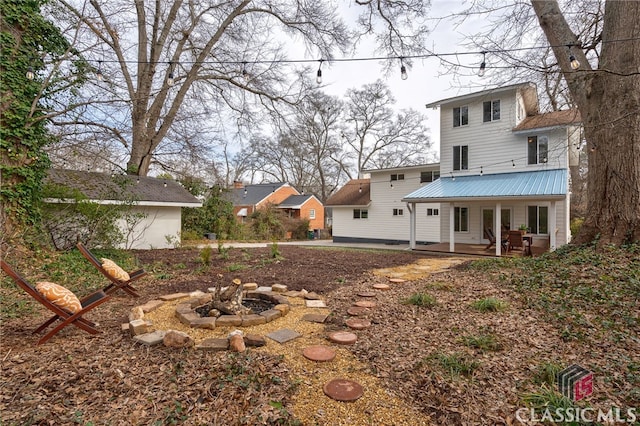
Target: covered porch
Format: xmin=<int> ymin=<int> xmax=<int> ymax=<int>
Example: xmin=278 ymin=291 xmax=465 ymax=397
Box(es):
xmin=415 ymin=241 xmax=550 ymax=257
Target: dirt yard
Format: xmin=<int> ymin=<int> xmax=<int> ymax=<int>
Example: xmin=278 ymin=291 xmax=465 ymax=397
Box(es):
xmin=1 ymin=245 xmax=637 ymax=425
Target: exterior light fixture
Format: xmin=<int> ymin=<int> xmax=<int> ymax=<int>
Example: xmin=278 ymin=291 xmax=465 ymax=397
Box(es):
xmin=478 ymin=52 xmax=487 ymax=77
xmin=316 ymin=59 xmax=323 ymax=84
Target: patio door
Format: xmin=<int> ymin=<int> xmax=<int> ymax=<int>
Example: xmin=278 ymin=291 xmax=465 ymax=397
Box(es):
xmin=481 ymin=208 xmax=512 ymax=243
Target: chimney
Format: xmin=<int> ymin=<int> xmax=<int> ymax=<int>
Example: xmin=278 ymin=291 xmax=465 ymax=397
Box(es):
xmin=233 ymin=180 xmax=244 ymax=189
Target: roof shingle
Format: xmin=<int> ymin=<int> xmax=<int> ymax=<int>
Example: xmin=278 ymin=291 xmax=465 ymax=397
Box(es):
xmin=325 ymin=179 xmax=370 ymax=206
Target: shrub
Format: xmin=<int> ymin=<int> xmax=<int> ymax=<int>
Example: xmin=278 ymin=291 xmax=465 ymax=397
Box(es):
xmin=470 ymin=297 xmax=508 ymax=312
xmin=250 ymin=204 xmax=285 ymax=240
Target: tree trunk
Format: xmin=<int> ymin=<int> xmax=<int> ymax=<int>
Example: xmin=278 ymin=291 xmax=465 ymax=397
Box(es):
xmin=531 ymin=0 xmax=640 ymax=246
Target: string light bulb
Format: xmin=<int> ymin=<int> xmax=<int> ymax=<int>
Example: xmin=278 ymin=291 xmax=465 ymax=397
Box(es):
xmin=167 ymin=62 xmax=175 ymax=86
xmin=241 ymin=62 xmax=249 ymax=82
xmin=400 ymin=58 xmax=408 ymax=80
xmin=163 ymin=181 xmax=168 ymax=188
xmin=96 ymin=61 xmax=103 ymax=81
xmin=316 ymin=60 xmax=323 ymax=84
xmin=569 ymin=54 xmax=580 ymax=70
xmin=512 ymin=159 xmax=516 ymax=168
xmin=450 ymin=172 xmax=455 ymax=181
xmin=26 ymin=66 xmax=35 ymax=80
xmin=358 ymin=184 xmax=362 ymax=193
xmin=478 ymin=51 xmax=486 ymax=77
xmin=480 ymin=166 xmax=484 ymax=176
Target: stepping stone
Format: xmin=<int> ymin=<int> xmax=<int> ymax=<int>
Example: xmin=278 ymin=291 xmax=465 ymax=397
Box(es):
xmin=133 ymin=330 xmax=167 ymax=346
xmin=256 ymin=286 xmax=273 ymax=292
xmin=266 ymin=328 xmax=302 ymax=344
xmin=244 ymin=334 xmax=267 ymax=347
xmin=302 ymin=345 xmax=336 ymax=362
xmin=327 ymin=331 xmax=358 ymax=345
xmin=372 ymin=283 xmax=390 ymax=290
xmin=346 ymin=306 xmax=369 ymax=316
xmin=159 ymin=293 xmax=189 ymax=301
xmin=196 ymin=338 xmax=229 ymax=352
xmin=305 ymin=300 xmax=327 ymax=308
xmin=302 ymin=313 xmax=329 ymax=323
xmin=304 ymin=292 xmax=322 ymax=300
xmin=345 ymin=318 xmax=371 ymax=330
xmin=388 ymin=278 xmax=406 ymax=284
xmin=357 ymin=291 xmax=377 ymax=298
xmin=323 ymin=379 xmax=364 ymax=402
xmin=353 ymin=300 xmax=376 ymax=308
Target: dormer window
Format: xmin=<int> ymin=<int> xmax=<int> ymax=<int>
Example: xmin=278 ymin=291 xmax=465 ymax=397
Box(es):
xmin=483 ymin=100 xmax=501 ymax=122
xmin=453 ymin=106 xmax=469 ymax=127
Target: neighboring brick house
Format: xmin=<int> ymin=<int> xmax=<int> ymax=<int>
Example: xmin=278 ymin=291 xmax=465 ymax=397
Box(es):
xmin=228 ymin=182 xmax=324 ymax=232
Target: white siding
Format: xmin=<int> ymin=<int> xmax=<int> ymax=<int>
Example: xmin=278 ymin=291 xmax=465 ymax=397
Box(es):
xmin=117 ymin=206 xmax=182 ymax=249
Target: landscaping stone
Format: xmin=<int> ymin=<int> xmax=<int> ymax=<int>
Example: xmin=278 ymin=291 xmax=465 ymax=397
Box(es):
xmin=274 ymin=304 xmax=290 ymax=315
xmin=121 ymin=323 xmax=130 ymax=332
xmin=139 ymin=300 xmax=164 ymax=313
xmin=305 ymin=300 xmax=327 ymax=308
xmin=347 ymin=306 xmax=369 ymax=316
xmin=271 ymin=284 xmax=287 ymax=293
xmin=196 ymin=338 xmax=229 ymax=352
xmin=229 ymin=334 xmax=246 ymax=352
xmin=388 ymin=278 xmax=406 ymax=283
xmin=353 ymin=300 xmax=377 ymax=308
xmin=129 ymin=306 xmax=145 ymax=322
xmin=133 ymin=330 xmax=166 ymax=346
xmin=175 ymin=303 xmax=193 ymax=314
xmin=176 ymin=311 xmax=200 ymax=326
xmin=241 ymin=314 xmax=267 ymax=326
xmin=188 ymin=294 xmax=212 ymax=307
xmin=259 ymin=309 xmax=282 ymax=322
xmin=244 ymin=334 xmax=267 ymax=347
xmin=283 ymin=290 xmax=304 ymax=298
xmin=256 ymin=286 xmax=272 ymax=292
xmin=303 ymin=345 xmax=336 ymax=362
xmin=327 ymin=331 xmax=358 ymax=345
xmin=242 ymin=282 xmax=258 ymax=290
xmin=266 ymin=329 xmax=302 ymax=344
xmin=303 ymin=292 xmax=321 ymax=300
xmin=323 ymin=379 xmax=363 ymax=402
xmin=357 ymin=291 xmax=377 ymax=298
xmin=216 ymin=315 xmax=242 ymax=327
xmin=163 ymin=330 xmax=194 ymax=348
xmin=190 ymin=317 xmax=216 ymax=329
xmin=372 ymin=283 xmax=390 ymax=290
xmin=159 ymin=293 xmax=189 ymax=301
xmin=129 ymin=319 xmax=149 ymax=336
xmin=301 ymin=313 xmax=328 ymax=323
xmin=345 ymin=318 xmax=371 ymax=330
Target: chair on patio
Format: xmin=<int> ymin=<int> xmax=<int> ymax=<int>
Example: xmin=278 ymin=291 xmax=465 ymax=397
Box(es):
xmin=77 ymin=242 xmax=146 ymax=297
xmin=508 ymin=230 xmax=530 ymax=255
xmin=1 ymin=260 xmax=110 ymax=345
xmin=484 ymin=228 xmax=509 ymax=252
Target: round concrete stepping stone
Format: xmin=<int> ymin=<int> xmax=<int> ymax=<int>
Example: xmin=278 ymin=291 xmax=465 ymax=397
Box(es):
xmin=353 ymin=300 xmax=377 ymax=308
xmin=323 ymin=378 xmax=364 ymax=402
xmin=327 ymin=331 xmax=358 ymax=345
xmin=347 ymin=306 xmax=369 ymax=316
xmin=372 ymin=283 xmax=390 ymax=290
xmin=357 ymin=291 xmax=377 ymax=298
xmin=345 ymin=318 xmax=371 ymax=330
xmin=388 ymin=278 xmax=406 ymax=283
xmin=303 ymin=345 xmax=336 ymax=362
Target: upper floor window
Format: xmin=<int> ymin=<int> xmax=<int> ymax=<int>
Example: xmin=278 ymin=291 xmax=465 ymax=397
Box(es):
xmin=453 ymin=145 xmax=469 ymax=171
xmin=453 ymin=106 xmax=469 ymax=127
xmin=454 ymin=207 xmax=469 ymax=232
xmin=390 ymin=173 xmax=405 ymax=181
xmin=309 ymin=209 xmax=316 ymax=219
xmin=420 ymin=171 xmax=440 ymax=183
xmin=353 ymin=209 xmax=368 ymax=219
xmin=527 ymin=205 xmax=548 ymax=234
xmin=527 ymin=135 xmax=548 ymax=165
xmin=393 ymin=208 xmax=404 ymax=216
xmin=483 ymin=100 xmax=501 ymax=122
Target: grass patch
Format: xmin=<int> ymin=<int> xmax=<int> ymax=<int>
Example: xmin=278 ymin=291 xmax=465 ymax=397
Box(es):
xmin=428 ymin=352 xmax=479 ymax=377
xmin=532 ymin=361 xmax=563 ymax=386
xmin=460 ymin=332 xmax=503 ymax=351
xmin=227 ymin=264 xmax=247 ymax=272
xmin=428 ymin=280 xmax=454 ymax=291
xmin=470 ymin=297 xmax=508 ymax=312
xmin=404 ymin=292 xmax=437 ymax=307
xmin=520 ymin=385 xmax=579 ymax=422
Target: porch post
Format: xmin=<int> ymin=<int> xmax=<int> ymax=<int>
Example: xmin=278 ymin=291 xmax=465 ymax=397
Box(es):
xmin=495 ymin=202 xmax=502 ymax=256
xmin=549 ymin=201 xmax=557 ymax=251
xmin=449 ymin=202 xmax=455 ymax=252
xmin=407 ymin=203 xmax=416 ymax=249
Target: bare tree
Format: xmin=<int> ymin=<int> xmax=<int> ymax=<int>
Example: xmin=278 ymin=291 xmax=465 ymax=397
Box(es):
xmin=342 ymin=80 xmax=432 ymax=176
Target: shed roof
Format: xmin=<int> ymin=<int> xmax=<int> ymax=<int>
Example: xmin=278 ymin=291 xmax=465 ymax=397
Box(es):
xmin=324 ymin=179 xmax=371 ymax=207
xmin=45 ymin=169 xmax=202 ymax=207
xmin=402 ymin=169 xmax=567 ymax=202
xmin=512 ymin=109 xmax=582 ymax=133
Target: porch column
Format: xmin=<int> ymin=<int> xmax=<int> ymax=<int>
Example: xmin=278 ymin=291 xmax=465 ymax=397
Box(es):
xmin=407 ymin=203 xmax=416 ymax=249
xmin=549 ymin=201 xmax=557 ymax=250
xmin=495 ymin=202 xmax=502 ymax=256
xmin=449 ymin=202 xmax=455 ymax=252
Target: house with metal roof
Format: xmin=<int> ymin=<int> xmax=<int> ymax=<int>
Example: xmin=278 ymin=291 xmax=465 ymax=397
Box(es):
xmin=44 ymin=169 xmax=202 ymax=249
xmin=403 ymin=82 xmax=581 ymax=255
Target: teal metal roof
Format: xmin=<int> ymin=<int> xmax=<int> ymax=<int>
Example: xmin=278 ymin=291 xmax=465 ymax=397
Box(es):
xmin=402 ymin=169 xmax=567 ymax=202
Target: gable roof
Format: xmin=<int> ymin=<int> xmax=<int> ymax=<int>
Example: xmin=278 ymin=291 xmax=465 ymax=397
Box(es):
xmin=425 ymin=82 xmax=538 ymax=114
xmin=402 ymin=169 xmax=567 ymax=202
xmin=229 ymin=182 xmax=293 ymax=205
xmin=324 ymin=179 xmax=371 ymax=207
xmin=276 ymin=194 xmax=320 ymax=208
xmin=512 ymin=109 xmax=582 ymax=133
xmin=45 ymin=169 xmax=202 ymax=207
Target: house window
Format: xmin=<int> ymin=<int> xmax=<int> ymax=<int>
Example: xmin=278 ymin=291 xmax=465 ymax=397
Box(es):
xmin=483 ymin=100 xmax=501 ymax=122
xmin=393 ymin=208 xmax=404 ymax=216
xmin=454 ymin=207 xmax=469 ymax=232
xmin=453 ymin=106 xmax=469 ymax=127
xmin=390 ymin=173 xmax=405 ymax=181
xmin=426 ymin=208 xmax=439 ymax=216
xmin=309 ymin=209 xmax=316 ymax=219
xmin=527 ymin=135 xmax=548 ymax=164
xmin=353 ymin=209 xmax=368 ymax=219
xmin=453 ymin=145 xmax=469 ymax=171
xmin=420 ymin=171 xmax=440 ymax=183
xmin=527 ymin=206 xmax=548 ymax=234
